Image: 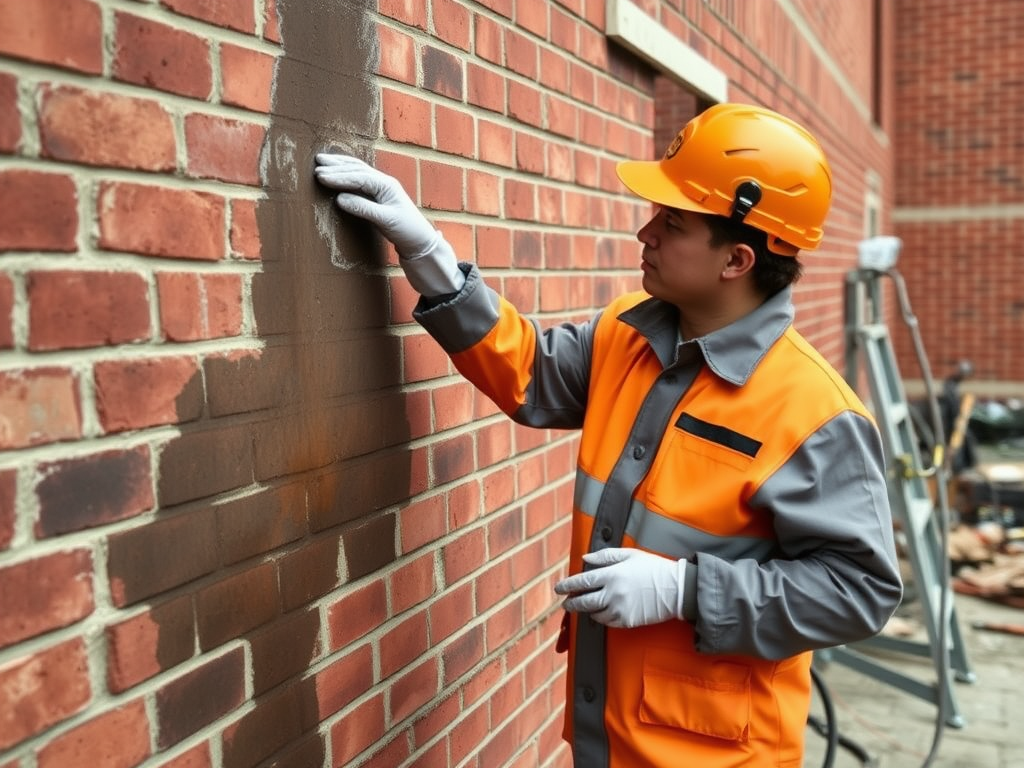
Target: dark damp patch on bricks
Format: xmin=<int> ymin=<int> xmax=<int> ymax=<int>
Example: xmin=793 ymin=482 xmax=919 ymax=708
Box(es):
xmin=35 ymin=446 xmax=154 ymax=538
xmin=104 ymin=0 xmax=413 ymax=765
xmin=422 ymin=45 xmax=464 ymax=100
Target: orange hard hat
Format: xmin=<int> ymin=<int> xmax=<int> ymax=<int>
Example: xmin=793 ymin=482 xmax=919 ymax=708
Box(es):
xmin=616 ymin=103 xmax=832 ymax=255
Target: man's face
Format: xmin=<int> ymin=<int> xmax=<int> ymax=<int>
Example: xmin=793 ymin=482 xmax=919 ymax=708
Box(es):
xmin=635 ymin=208 xmax=730 ymax=309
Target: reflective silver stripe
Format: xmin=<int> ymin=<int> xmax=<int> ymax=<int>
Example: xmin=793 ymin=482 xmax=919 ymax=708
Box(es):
xmin=575 ymin=467 xmax=777 ymax=562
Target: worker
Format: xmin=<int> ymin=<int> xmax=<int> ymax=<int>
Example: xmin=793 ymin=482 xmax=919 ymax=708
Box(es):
xmin=314 ymin=102 xmax=903 ymax=768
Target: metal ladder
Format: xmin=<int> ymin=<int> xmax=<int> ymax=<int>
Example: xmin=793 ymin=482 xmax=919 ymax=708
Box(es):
xmin=825 ymin=236 xmax=974 ymax=728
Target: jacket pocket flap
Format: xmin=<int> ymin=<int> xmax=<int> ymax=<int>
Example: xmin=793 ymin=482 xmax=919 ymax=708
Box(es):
xmin=639 ymin=656 xmax=751 ymax=742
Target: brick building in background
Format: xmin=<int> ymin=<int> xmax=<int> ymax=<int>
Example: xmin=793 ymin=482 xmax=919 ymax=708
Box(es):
xmin=0 ymin=1 xmax=1013 ymax=768
xmin=891 ymin=0 xmax=1024 ymax=390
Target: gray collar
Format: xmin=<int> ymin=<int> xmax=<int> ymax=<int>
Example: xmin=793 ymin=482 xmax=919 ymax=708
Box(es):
xmin=617 ymin=287 xmax=795 ymax=386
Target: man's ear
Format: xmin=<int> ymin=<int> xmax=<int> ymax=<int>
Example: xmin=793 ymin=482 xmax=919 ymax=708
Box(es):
xmin=721 ymin=243 xmax=756 ymax=280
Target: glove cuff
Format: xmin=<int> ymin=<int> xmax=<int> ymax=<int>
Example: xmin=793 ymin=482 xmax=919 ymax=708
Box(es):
xmin=399 ymin=232 xmax=466 ymax=297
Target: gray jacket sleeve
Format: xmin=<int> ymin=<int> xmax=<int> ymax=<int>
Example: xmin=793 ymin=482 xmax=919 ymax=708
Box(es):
xmin=414 ymin=263 xmax=597 ymax=429
xmin=689 ymin=410 xmax=904 ymax=659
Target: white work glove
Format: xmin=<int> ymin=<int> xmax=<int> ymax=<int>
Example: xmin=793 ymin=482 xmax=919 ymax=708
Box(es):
xmin=314 ymin=153 xmax=465 ymax=297
xmin=554 ymin=548 xmax=686 ymax=629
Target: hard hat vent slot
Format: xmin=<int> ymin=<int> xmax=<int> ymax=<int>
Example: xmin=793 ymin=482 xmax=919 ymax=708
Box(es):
xmin=723 ymin=148 xmax=758 ymax=156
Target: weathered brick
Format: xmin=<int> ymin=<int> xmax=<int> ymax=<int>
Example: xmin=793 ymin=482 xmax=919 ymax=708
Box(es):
xmin=106 ymin=595 xmax=194 ymax=693
xmin=0 ymin=72 xmax=19 ymax=152
xmin=376 ymin=24 xmax=416 ymax=84
xmin=156 ymin=424 xmax=253 ymax=507
xmin=113 ymin=12 xmax=211 ymax=99
xmin=107 ymin=507 xmax=218 ymax=607
xmin=39 ymin=85 xmax=176 ymax=171
xmin=378 ymin=0 xmax=427 ymax=28
xmin=0 ymin=550 xmax=93 ymax=649
xmin=163 ymin=0 xmax=256 ymax=34
xmin=98 ymin=182 xmax=225 ymax=261
xmin=185 ymin=113 xmax=264 ymax=185
xmin=432 ymin=0 xmax=471 ymax=50
xmin=442 ymin=625 xmax=484 ymax=685
xmin=388 ymin=552 xmax=436 ymax=614
xmin=0 ymin=638 xmax=91 ymax=750
xmin=220 ymin=43 xmax=275 ymax=113
xmin=0 ymin=0 xmax=102 ymax=74
xmin=36 ymin=699 xmax=150 ymax=768
xmin=95 ymin=357 xmax=203 ymax=433
xmin=27 ymin=270 xmax=150 ymax=351
xmin=263 ymin=0 xmax=281 ymax=42
xmin=155 ymin=648 xmax=245 ymax=749
xmin=248 ymin=608 xmax=320 ymax=696
xmin=35 ymin=446 xmax=153 ymax=537
xmin=195 ymin=562 xmax=279 ymax=650
xmin=0 ymin=367 xmax=81 ymax=450
xmin=0 ymin=170 xmax=77 ymax=251
xmin=421 ymin=45 xmax=463 ymax=100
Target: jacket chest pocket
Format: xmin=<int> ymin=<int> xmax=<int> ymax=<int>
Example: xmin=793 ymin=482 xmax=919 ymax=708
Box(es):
xmin=639 ymin=652 xmax=751 ymax=742
xmin=645 ymin=413 xmax=760 ymax=519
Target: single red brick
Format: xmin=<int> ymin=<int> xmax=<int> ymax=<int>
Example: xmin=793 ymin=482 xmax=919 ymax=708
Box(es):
xmin=326 ymin=580 xmax=387 ymax=651
xmin=376 ymin=24 xmax=416 ymax=84
xmin=328 ymin=694 xmax=386 ymax=768
xmin=0 ymin=549 xmax=93 ymax=649
xmin=378 ymin=0 xmax=427 ymax=28
xmin=112 ymin=12 xmax=212 ymax=99
xmin=0 ymin=638 xmax=91 ymax=751
xmin=382 ymin=88 xmax=431 ymax=147
xmin=0 ymin=0 xmax=102 ymax=74
xmin=27 ymin=270 xmax=150 ymax=351
xmin=98 ymin=182 xmax=225 ymax=261
xmin=203 ymin=273 xmax=243 ymax=337
xmin=163 ymin=0 xmax=256 ymax=34
xmin=432 ymin=0 xmax=471 ymax=50
xmin=0 ymin=72 xmax=20 ymax=152
xmin=220 ymin=43 xmax=275 ymax=113
xmin=185 ymin=113 xmax=263 ymax=185
xmin=39 ymin=84 xmax=176 ymax=171
xmin=0 ymin=170 xmax=77 ymax=251
xmin=35 ymin=446 xmax=154 ymax=537
xmin=106 ymin=595 xmax=194 ymax=693
xmin=315 ymin=643 xmax=373 ymax=719
xmin=0 ymin=367 xmax=81 ymax=450
xmin=95 ymin=356 xmax=202 ymax=432
xmin=230 ymin=198 xmax=261 ymax=259
xmin=37 ymin=699 xmax=150 ymax=768
xmin=389 ymin=656 xmax=439 ymax=723
xmin=0 ymin=273 xmax=12 ymax=348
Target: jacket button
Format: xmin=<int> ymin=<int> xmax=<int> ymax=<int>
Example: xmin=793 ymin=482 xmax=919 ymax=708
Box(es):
xmin=583 ymin=686 xmax=596 ymax=702
xmin=632 ymin=445 xmax=645 ymax=459
xmin=600 ymin=526 xmax=613 ymax=541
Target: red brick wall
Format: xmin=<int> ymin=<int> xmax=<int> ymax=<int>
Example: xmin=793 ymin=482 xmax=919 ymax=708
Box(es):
xmin=892 ymin=0 xmax=1024 ymax=386
xmin=0 ymin=2 xmax=889 ymax=767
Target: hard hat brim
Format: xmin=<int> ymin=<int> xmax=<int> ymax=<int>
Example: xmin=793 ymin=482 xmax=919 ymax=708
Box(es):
xmin=615 ymin=159 xmax=716 ymax=216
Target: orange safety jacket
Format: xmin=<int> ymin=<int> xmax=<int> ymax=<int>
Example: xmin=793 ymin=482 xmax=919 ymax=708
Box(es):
xmin=414 ymin=266 xmax=902 ymax=768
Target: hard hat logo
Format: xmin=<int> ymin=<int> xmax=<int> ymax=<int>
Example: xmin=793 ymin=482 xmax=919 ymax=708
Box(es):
xmin=665 ymin=131 xmax=684 ymax=160
xmin=617 ymin=103 xmax=833 ymax=256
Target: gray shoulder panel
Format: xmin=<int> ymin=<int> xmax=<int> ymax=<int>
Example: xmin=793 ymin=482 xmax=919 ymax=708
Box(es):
xmin=692 ymin=410 xmax=903 ymax=659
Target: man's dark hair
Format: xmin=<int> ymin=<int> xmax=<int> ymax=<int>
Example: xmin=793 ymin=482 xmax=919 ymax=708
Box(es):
xmin=704 ymin=215 xmax=803 ymax=298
